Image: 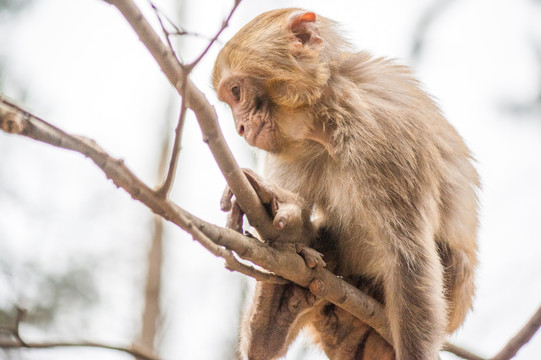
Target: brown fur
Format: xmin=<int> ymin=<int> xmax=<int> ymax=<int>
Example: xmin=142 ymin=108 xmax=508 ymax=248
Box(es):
xmin=214 ymin=8 xmax=479 ymax=360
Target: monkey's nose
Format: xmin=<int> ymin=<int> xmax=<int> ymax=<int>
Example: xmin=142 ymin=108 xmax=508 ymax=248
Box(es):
xmin=238 ymin=124 xmax=245 ymax=136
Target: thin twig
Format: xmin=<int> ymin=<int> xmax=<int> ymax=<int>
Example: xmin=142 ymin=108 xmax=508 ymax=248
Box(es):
xmin=148 ymin=0 xmax=176 ymax=56
xmin=156 ymin=73 xmax=188 ymax=198
xmin=186 ymin=0 xmax=241 ymax=70
xmin=147 ymin=1 xmax=215 ymax=42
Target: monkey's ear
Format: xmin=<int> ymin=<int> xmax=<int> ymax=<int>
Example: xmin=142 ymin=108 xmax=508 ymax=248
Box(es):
xmin=289 ymin=11 xmax=323 ymax=50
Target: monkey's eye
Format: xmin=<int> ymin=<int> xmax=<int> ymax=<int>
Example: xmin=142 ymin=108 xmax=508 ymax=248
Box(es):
xmin=231 ymin=85 xmax=241 ymax=101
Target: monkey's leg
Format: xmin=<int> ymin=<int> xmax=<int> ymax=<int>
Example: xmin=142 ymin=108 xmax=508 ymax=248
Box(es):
xmin=309 ymin=272 xmax=395 ymax=360
xmin=240 ymin=282 xmax=316 ymax=360
xmin=311 ymin=302 xmax=395 ymax=360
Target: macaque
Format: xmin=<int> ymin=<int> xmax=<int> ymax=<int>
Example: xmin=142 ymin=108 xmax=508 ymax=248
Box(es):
xmin=213 ymin=8 xmax=479 ymax=360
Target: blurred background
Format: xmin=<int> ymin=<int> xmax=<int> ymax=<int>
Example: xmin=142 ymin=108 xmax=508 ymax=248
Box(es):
xmin=0 ymin=0 xmax=540 ymax=359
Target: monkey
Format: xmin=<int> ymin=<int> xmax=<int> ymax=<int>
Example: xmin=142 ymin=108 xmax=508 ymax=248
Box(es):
xmin=213 ymin=8 xmax=479 ymax=360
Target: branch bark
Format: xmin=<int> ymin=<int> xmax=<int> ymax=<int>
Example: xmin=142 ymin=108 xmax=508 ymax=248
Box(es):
xmin=0 ymin=340 xmax=158 ymax=360
xmin=492 ymin=305 xmax=541 ymax=360
xmin=107 ymin=0 xmax=280 ymax=241
xmin=0 ymin=97 xmax=391 ymax=344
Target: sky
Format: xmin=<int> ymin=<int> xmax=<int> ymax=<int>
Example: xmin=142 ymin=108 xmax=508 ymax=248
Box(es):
xmin=0 ymin=0 xmax=540 ymax=359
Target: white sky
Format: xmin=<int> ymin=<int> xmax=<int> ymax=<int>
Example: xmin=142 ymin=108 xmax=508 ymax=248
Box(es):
xmin=1 ymin=0 xmax=540 ymax=359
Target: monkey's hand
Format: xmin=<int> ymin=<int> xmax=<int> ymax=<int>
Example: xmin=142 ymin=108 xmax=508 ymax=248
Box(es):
xmin=220 ymin=168 xmax=326 ymax=270
xmin=221 ymin=168 xmax=305 ymax=233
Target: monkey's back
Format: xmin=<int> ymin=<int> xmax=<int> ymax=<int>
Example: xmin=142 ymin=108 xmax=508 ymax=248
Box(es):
xmin=265 ymin=51 xmax=479 ymax=332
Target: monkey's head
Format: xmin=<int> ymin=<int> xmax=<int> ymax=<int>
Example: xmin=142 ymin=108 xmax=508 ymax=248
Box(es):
xmin=213 ymin=9 xmax=345 ymax=153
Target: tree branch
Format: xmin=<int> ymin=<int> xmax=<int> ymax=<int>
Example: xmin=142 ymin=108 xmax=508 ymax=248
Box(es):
xmin=492 ymin=305 xmax=541 ymax=360
xmin=105 ymin=0 xmax=280 ymax=241
xmin=0 ymin=340 xmax=158 ymax=360
xmin=0 ymin=306 xmax=156 ymax=359
xmin=148 ymin=0 xmax=176 ymax=57
xmin=146 ymin=1 xmax=215 ymax=44
xmin=0 ymin=97 xmax=391 ymax=345
xmin=223 ymin=249 xmax=289 ymax=284
xmin=443 ymin=343 xmax=486 ymax=360
xmin=156 ymin=75 xmax=188 ymax=198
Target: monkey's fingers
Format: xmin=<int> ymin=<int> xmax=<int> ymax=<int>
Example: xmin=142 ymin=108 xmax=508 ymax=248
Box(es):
xmin=295 ymin=244 xmax=326 ymax=270
xmin=220 ymin=186 xmax=234 ymax=212
xmin=226 ymin=199 xmax=245 ymax=233
xmin=242 ymin=168 xmax=276 ymax=205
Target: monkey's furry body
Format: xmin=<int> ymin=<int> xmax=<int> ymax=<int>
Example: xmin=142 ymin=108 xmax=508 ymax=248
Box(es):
xmin=214 ymin=8 xmax=479 ymax=360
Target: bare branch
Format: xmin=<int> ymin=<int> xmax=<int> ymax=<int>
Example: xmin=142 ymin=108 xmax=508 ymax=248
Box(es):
xmin=147 ymin=1 xmax=214 ymax=42
xmin=441 ymin=305 xmax=541 ymax=360
xmin=156 ymin=74 xmax=188 ymax=198
xmin=186 ymin=0 xmax=242 ymax=70
xmin=0 ymin=339 xmax=158 ymax=360
xmin=492 ymin=305 xmax=541 ymax=360
xmin=443 ymin=343 xmax=486 ymax=360
xmin=148 ymin=0 xmax=176 ymax=57
xmin=0 ymin=306 xmax=148 ymax=357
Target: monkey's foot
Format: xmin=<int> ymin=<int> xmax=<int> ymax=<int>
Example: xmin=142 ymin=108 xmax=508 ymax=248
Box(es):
xmin=296 ymin=243 xmax=326 ymax=270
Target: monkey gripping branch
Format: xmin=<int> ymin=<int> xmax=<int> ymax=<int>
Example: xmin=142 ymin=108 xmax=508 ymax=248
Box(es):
xmin=1 ymin=1 xmax=540 ymax=359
